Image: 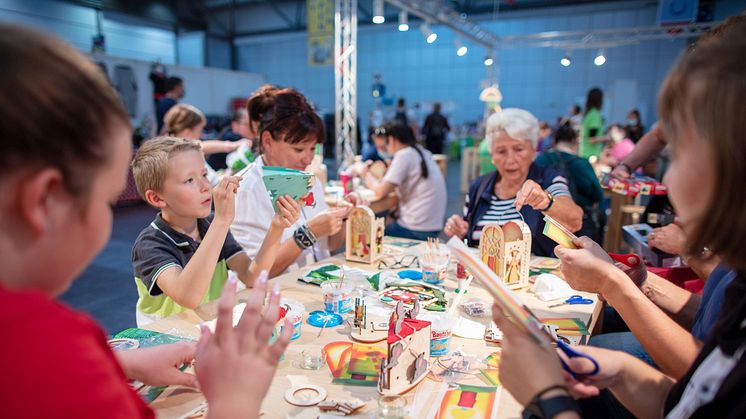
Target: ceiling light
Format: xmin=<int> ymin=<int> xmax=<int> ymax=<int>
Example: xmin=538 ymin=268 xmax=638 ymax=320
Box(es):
xmin=455 ymin=39 xmax=467 ymax=56
xmin=398 ymin=10 xmax=409 ymax=31
xmin=484 ymin=56 xmax=494 ymax=66
xmin=594 ymin=49 xmax=606 ymax=66
xmin=373 ymin=0 xmax=385 ymax=24
xmin=421 ymin=23 xmax=437 ymax=44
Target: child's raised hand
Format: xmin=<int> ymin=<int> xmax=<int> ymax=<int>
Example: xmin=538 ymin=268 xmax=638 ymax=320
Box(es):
xmin=213 ymin=176 xmax=241 ymax=224
xmin=271 ymin=195 xmax=301 ymax=229
xmin=195 ymin=272 xmax=292 ymax=417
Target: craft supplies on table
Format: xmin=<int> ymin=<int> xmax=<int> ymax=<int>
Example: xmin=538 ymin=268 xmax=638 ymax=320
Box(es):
xmin=421 ymin=238 xmax=450 ymax=285
xmin=421 ymin=312 xmax=456 ymax=356
xmin=548 ymin=295 xmax=594 ymax=308
xmin=280 ymin=298 xmax=305 ymax=340
xmin=322 ymin=280 xmax=354 ymax=314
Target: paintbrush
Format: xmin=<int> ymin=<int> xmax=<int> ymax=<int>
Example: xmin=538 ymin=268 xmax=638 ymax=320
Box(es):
xmin=317 ymin=318 xmax=330 ymax=338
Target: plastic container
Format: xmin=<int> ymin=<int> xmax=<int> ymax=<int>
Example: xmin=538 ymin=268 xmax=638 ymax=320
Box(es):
xmin=280 ymin=298 xmax=305 ymax=340
xmin=321 ymin=280 xmax=353 ymax=314
xmin=422 ymin=312 xmax=455 ymax=356
xmin=421 ymin=254 xmax=449 ymax=285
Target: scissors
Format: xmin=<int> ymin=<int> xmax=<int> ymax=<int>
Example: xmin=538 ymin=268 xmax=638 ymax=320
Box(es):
xmin=556 ymin=340 xmax=600 ymax=380
xmin=548 ymin=295 xmax=594 ymax=308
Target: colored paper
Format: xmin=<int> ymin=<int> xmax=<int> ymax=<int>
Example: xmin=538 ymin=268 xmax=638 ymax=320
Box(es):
xmin=542 ymin=215 xmax=578 ymax=249
xmin=435 ymin=384 xmax=499 ymax=419
xmin=262 ymin=166 xmax=314 ymax=212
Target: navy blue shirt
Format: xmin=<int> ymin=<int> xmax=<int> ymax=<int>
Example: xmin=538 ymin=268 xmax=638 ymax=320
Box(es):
xmin=156 ymin=97 xmax=177 ymax=134
xmin=691 ymin=263 xmax=736 ymax=340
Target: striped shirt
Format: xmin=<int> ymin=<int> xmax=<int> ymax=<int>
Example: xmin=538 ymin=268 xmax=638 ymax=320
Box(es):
xmin=465 ymin=175 xmax=571 ymax=242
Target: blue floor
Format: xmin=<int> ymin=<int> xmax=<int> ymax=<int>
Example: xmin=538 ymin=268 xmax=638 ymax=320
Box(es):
xmin=61 ymin=157 xmax=466 ymax=335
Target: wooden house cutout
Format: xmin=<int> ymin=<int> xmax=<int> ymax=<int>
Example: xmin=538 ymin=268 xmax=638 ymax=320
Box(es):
xmin=345 ymin=206 xmax=385 ymax=263
xmin=478 ymin=220 xmax=531 ymax=289
xmin=377 ymin=301 xmax=431 ymax=395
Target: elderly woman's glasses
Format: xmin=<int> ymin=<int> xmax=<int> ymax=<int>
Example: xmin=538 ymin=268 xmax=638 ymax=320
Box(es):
xmin=378 ymin=255 xmax=419 ymax=270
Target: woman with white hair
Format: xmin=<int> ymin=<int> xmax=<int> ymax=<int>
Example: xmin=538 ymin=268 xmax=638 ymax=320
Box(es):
xmin=444 ymin=108 xmax=582 ymax=256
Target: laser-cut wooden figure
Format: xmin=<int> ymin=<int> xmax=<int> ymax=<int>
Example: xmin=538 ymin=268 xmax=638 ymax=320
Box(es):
xmin=345 ymin=206 xmax=385 ymax=264
xmin=377 ymin=301 xmax=431 ymax=395
xmin=478 ymin=220 xmax=531 ymax=289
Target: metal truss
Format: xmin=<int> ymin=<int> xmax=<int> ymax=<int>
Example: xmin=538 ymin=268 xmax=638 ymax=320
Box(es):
xmin=335 ymin=0 xmax=358 ymax=166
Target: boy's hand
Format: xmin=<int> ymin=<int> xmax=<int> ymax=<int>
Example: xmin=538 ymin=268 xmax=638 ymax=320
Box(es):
xmin=195 ymin=273 xmax=292 ymax=417
xmin=213 ymin=176 xmax=241 ymax=224
xmin=271 ymin=195 xmax=301 ymax=229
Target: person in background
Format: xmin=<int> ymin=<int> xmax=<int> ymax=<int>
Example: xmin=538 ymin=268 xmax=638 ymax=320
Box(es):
xmin=492 ymin=34 xmax=746 ymax=419
xmin=156 ymin=76 xmax=183 ymax=134
xmin=209 ymin=109 xmax=252 ymax=171
xmin=560 ymin=104 xmax=583 ymax=133
xmin=600 ymin=123 xmax=636 ymax=167
xmin=232 ymin=88 xmax=365 ymax=276
xmin=162 ymin=103 xmax=243 ymax=185
xmin=536 ymin=121 xmax=554 ymax=153
xmin=0 ymin=23 xmax=291 ymax=418
xmin=579 ymin=87 xmax=607 ymax=160
xmin=422 ymin=102 xmax=450 ymax=155
xmin=625 ymin=108 xmax=644 ymax=143
xmin=365 ymin=123 xmax=447 ymax=240
xmin=444 ymin=108 xmax=583 ymax=256
xmin=535 ymin=122 xmax=603 ymax=240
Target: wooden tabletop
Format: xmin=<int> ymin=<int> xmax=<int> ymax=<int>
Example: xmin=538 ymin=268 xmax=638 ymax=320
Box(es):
xmin=144 ymin=240 xmax=602 ymax=418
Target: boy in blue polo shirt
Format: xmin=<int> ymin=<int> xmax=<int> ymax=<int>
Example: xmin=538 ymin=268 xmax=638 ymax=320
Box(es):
xmin=131 ymin=137 xmax=300 ymax=325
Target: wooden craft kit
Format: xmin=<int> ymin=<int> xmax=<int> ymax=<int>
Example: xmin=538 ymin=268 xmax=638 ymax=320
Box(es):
xmin=478 ymin=220 xmax=532 ymax=289
xmin=345 ymin=206 xmax=385 ymax=264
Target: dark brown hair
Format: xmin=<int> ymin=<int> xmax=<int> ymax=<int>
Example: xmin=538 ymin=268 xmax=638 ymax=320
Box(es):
xmin=659 ymin=37 xmax=746 ymax=269
xmin=258 ymin=88 xmax=324 ymax=148
xmin=584 ymin=87 xmax=603 ymax=114
xmin=378 ymin=122 xmax=429 ymax=179
xmin=0 ymin=23 xmax=130 ymax=196
xmin=246 ymin=84 xmax=280 ymax=125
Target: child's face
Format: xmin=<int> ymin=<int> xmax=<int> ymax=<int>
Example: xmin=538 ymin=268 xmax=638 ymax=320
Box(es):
xmin=51 ymin=124 xmax=132 ymax=294
xmin=159 ymin=150 xmax=213 ymax=219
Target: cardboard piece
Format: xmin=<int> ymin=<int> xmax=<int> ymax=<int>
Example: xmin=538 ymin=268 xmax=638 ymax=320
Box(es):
xmin=345 ymin=206 xmax=385 ymax=263
xmin=478 ymin=220 xmax=532 ymax=289
xmin=262 ymin=166 xmax=315 ymax=212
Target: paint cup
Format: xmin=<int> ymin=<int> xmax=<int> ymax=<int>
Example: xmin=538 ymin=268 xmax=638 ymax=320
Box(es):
xmin=300 ymin=348 xmax=326 ymax=370
xmin=280 ymin=298 xmax=305 ymax=341
xmin=339 ymin=171 xmax=352 ymax=195
xmin=377 ymin=395 xmax=407 ymax=419
xmin=421 ymin=252 xmax=449 ymax=285
xmin=422 ymin=312 xmax=455 ymax=357
xmin=321 ymin=280 xmax=353 ymax=314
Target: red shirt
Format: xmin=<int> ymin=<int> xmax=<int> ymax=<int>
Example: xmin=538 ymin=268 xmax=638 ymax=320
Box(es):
xmin=0 ymin=284 xmax=154 ymax=418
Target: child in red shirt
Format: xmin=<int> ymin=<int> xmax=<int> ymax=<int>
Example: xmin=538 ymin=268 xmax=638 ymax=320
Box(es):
xmin=0 ymin=23 xmax=292 ymax=418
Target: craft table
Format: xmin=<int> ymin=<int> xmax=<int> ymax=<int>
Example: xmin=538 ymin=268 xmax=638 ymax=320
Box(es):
xmin=143 ymin=240 xmax=602 ymax=418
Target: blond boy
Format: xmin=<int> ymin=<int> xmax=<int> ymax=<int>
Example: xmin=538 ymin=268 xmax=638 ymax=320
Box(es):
xmin=131 ymin=137 xmax=299 ymax=325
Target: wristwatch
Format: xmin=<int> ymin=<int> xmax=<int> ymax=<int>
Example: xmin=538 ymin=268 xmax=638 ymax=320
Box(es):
xmin=522 ymin=394 xmax=580 ymax=419
xmin=539 ymin=190 xmax=555 ymax=212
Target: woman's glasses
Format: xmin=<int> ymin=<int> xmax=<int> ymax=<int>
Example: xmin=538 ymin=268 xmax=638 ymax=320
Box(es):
xmin=378 ymin=255 xmax=419 ymax=270
xmin=374 ymin=127 xmax=387 ymax=136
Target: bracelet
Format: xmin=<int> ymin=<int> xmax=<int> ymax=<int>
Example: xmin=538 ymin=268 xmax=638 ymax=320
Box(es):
xmin=293 ymin=224 xmax=317 ymax=250
xmin=539 ymin=191 xmax=555 ymax=212
xmin=532 ymin=384 xmax=568 ymax=401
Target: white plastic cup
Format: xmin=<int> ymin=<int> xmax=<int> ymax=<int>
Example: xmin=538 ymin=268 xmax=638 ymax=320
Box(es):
xmin=321 ymin=280 xmax=353 ymax=313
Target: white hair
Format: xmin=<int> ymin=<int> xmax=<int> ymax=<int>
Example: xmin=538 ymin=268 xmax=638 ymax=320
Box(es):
xmin=485 ymin=108 xmax=540 ymax=148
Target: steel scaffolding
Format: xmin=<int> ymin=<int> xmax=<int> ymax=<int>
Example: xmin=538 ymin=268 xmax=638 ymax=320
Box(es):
xmin=334 ymin=0 xmax=357 ymax=167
